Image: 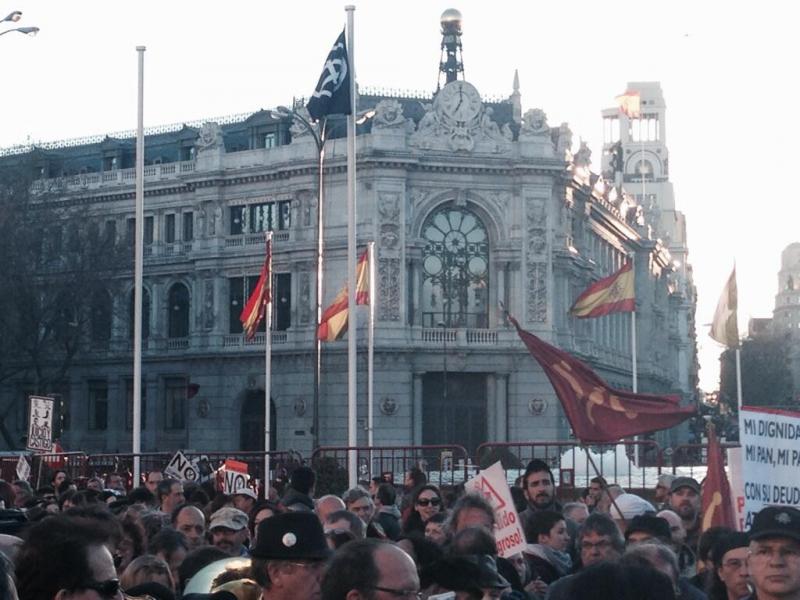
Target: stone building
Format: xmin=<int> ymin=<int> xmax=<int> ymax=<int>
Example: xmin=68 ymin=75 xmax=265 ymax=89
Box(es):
xmin=0 ymin=21 xmax=697 ymax=456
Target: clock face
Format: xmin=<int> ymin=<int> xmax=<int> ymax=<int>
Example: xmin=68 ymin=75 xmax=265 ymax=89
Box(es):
xmin=438 ymin=81 xmax=482 ymax=122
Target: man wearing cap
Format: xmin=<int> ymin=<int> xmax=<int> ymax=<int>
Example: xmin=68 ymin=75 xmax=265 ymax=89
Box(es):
xmin=232 ymin=487 xmax=257 ymax=515
xmin=251 ymin=512 xmax=331 ymax=600
xmin=668 ymin=477 xmax=702 ymax=553
xmin=624 ymin=514 xmax=672 ymax=546
xmin=747 ymin=506 xmax=800 ymax=600
xmin=710 ymin=532 xmax=749 ymax=600
xmin=209 ymin=506 xmax=250 ymax=557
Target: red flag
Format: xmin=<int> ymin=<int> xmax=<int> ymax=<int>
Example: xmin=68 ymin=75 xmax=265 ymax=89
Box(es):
xmin=509 ymin=315 xmax=695 ymax=443
xmin=615 ymin=91 xmax=641 ymax=119
xmin=570 ymin=262 xmax=635 ymax=318
xmin=239 ymin=238 xmax=272 ymax=340
xmin=317 ymin=249 xmax=369 ymax=342
xmin=701 ymin=426 xmax=736 ymax=531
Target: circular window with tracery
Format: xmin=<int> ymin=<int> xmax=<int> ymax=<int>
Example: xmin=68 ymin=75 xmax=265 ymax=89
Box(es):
xmin=421 ymin=205 xmax=489 ymax=328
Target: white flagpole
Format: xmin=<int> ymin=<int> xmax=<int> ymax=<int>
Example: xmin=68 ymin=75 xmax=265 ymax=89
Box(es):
xmin=133 ymin=46 xmax=145 ymax=488
xmin=345 ymin=5 xmax=358 ymax=489
xmin=367 ymin=241 xmax=375 ymax=449
xmin=264 ymin=231 xmax=273 ymax=499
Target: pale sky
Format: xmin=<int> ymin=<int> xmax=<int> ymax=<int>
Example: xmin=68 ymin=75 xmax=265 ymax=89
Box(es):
xmin=2 ymin=0 xmax=797 ymax=393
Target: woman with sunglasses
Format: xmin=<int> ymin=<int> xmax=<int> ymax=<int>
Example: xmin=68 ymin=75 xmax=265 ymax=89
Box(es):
xmin=402 ymin=484 xmax=444 ymax=536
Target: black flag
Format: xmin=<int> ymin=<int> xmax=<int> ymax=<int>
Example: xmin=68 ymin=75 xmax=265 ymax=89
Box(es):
xmin=306 ymin=29 xmax=352 ymax=122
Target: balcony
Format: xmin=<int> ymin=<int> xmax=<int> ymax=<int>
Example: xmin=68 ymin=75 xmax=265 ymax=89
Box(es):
xmin=30 ymin=160 xmax=197 ymax=193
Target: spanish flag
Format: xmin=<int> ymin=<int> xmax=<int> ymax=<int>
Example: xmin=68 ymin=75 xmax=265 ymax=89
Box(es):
xmin=239 ymin=238 xmax=272 ymax=340
xmin=615 ymin=90 xmax=641 ymax=119
xmin=317 ymin=249 xmax=369 ymax=342
xmin=570 ymin=262 xmax=635 ymax=319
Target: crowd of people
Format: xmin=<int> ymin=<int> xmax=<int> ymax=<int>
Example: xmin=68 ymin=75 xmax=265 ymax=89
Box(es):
xmin=0 ymin=460 xmax=798 ymax=599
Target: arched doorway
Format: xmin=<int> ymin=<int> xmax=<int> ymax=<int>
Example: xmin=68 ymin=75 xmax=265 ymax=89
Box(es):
xmin=240 ymin=390 xmax=277 ymax=451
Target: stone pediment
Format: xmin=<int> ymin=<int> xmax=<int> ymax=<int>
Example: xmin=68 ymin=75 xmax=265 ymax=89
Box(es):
xmin=408 ymin=81 xmax=512 ymax=154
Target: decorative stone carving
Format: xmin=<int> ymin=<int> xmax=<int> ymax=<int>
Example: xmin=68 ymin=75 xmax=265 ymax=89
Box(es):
xmin=520 ymin=109 xmax=549 ymax=138
xmin=573 ymin=141 xmax=592 ymax=168
xmin=378 ymin=258 xmax=401 ymax=321
xmin=203 ymin=279 xmax=215 ymax=330
xmin=373 ymin=99 xmax=407 ymax=129
xmin=299 ymin=272 xmax=311 ymax=325
xmin=380 ymin=397 xmax=398 ymax=416
xmin=195 ymin=122 xmax=224 ymax=152
xmin=528 ymin=398 xmax=548 ymax=416
xmin=526 ymin=261 xmax=548 ymax=322
xmin=293 ymin=396 xmax=306 ymax=417
xmin=527 ymin=198 xmax=547 ymax=257
xmin=553 ymin=122 xmax=573 ymax=159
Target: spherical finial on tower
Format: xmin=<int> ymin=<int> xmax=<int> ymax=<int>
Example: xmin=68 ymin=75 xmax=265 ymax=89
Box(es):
xmin=440 ymin=8 xmax=463 ymax=33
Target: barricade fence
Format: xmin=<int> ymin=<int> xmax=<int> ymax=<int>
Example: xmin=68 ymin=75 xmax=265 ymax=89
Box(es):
xmin=8 ymin=440 xmax=723 ymax=495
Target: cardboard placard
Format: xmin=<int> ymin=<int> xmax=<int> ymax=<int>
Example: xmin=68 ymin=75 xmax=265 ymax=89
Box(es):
xmin=27 ymin=396 xmax=54 ymax=452
xmin=222 ymin=459 xmax=250 ymax=495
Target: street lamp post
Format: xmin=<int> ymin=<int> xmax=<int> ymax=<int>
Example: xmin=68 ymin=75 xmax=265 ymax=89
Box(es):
xmin=272 ymin=107 xmax=325 ymax=450
xmin=438 ymin=321 xmax=448 ymax=406
xmin=1 ymin=10 xmax=39 ymax=38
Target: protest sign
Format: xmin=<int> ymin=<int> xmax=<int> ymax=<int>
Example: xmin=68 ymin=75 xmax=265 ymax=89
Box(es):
xmin=464 ymin=461 xmax=526 ymax=557
xmin=222 ymin=459 xmax=250 ymax=495
xmin=727 ymin=447 xmax=745 ymax=531
xmin=164 ymin=451 xmax=198 ymax=482
xmin=739 ymin=405 xmax=800 ymax=529
xmin=27 ymin=396 xmax=54 ymax=452
xmin=16 ymin=455 xmax=30 ymax=482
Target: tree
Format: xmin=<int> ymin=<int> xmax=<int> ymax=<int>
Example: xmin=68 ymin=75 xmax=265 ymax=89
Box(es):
xmin=0 ymin=156 xmax=130 ymax=448
xmin=719 ymin=332 xmax=794 ymax=415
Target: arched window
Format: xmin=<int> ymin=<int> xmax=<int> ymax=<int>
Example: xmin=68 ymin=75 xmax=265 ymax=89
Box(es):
xmin=90 ymin=290 xmax=112 ymax=343
xmin=421 ymin=205 xmax=489 ymax=328
xmin=168 ymin=283 xmax=190 ymax=339
xmin=129 ymin=288 xmax=151 ymax=339
xmin=634 ymin=159 xmax=654 ymax=179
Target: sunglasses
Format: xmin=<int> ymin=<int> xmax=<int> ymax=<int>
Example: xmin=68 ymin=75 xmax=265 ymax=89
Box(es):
xmin=75 ymin=579 xmax=121 ymax=599
xmin=416 ymin=497 xmax=441 ymax=507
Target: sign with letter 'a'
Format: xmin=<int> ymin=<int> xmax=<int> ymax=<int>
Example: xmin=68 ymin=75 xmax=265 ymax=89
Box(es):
xmin=223 ymin=459 xmax=250 ymax=495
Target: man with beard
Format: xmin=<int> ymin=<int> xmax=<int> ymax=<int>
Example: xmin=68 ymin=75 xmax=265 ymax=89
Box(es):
xmin=519 ymin=459 xmax=562 ymax=533
xmin=209 ymin=506 xmax=250 ymax=556
xmin=667 ymin=477 xmax=701 ymax=553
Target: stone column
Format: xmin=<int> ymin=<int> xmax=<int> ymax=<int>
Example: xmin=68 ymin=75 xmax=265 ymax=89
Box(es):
xmin=495 ymin=373 xmax=509 ymax=441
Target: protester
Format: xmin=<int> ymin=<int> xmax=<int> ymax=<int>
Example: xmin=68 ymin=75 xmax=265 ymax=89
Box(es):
xmin=689 ymin=527 xmax=735 ymax=591
xmin=622 ymin=542 xmax=707 ymax=600
xmin=563 ymin=502 xmax=590 ymax=525
xmin=315 ymin=494 xmax=346 ymax=525
xmin=655 ymin=474 xmax=677 ymax=508
xmin=321 ymin=538 xmax=419 ymax=600
xmin=372 ymin=483 xmax=401 ymax=540
xmin=232 ymin=487 xmax=258 ymax=515
xmin=402 ymin=484 xmax=444 ymax=536
xmin=157 ymin=479 xmax=186 ymax=515
xmin=106 ymin=472 xmax=127 ymax=494
xmin=523 ymin=509 xmax=572 ymax=593
xmin=249 ymin=499 xmax=281 ymax=544
xmin=209 ymin=507 xmax=250 ymax=557
xmin=120 ymin=554 xmax=175 ymax=593
xmin=342 ymin=487 xmax=385 ymax=538
xmin=705 ymin=532 xmax=749 ymax=600
xmin=280 ymin=466 xmax=316 ymax=512
xmin=145 ymin=470 xmax=164 ymax=495
xmin=251 ymin=511 xmax=331 ymax=600
xmin=427 ymin=554 xmax=511 ymax=599
xmin=746 ymin=506 xmax=800 ymax=600
xmin=608 ymin=493 xmax=655 ymax=533
xmin=149 ymin=527 xmax=190 ymax=589
xmin=588 ymin=476 xmax=607 ymax=508
xmin=448 ymin=492 xmax=495 ymax=534
xmin=116 ymin=513 xmax=147 ymax=574
xmin=594 ymin=484 xmax=624 ymax=515
xmin=424 ymin=512 xmax=449 ymax=546
xmin=324 ymin=509 xmax=365 ymax=547
xmin=566 ymin=562 xmax=677 ymax=600
xmin=658 ymin=508 xmax=697 ymax=577
xmin=519 ymin=460 xmax=562 ymax=529
xmin=667 ymin=477 xmax=702 ymax=552
xmin=172 ymin=503 xmax=208 ymax=550
xmin=624 ymin=514 xmax=672 ymax=546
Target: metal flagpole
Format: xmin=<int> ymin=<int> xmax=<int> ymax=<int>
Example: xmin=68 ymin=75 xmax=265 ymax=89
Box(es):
xmin=313 ymin=121 xmax=326 ymax=451
xmin=367 ymin=241 xmax=375 ymax=448
xmin=345 ymin=5 xmax=358 ymax=488
xmin=264 ymin=231 xmax=273 ymax=499
xmin=133 ymin=46 xmax=146 ymax=488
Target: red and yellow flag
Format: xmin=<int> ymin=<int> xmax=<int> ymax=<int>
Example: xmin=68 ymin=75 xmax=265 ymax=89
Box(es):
xmin=317 ymin=249 xmax=369 ymax=342
xmin=616 ymin=90 xmax=641 ymax=119
xmin=239 ymin=238 xmax=272 ymax=340
xmin=509 ymin=314 xmax=695 ymax=443
xmin=701 ymin=425 xmax=736 ymax=531
xmin=570 ymin=262 xmax=635 ymax=318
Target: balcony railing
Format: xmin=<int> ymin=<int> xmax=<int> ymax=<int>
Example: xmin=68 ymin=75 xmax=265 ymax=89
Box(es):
xmin=30 ymin=160 xmax=197 ymax=193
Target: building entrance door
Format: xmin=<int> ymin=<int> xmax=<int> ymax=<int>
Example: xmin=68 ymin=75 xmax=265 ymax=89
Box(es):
xmin=240 ymin=390 xmax=276 ymax=451
xmin=422 ymin=373 xmax=487 ymax=454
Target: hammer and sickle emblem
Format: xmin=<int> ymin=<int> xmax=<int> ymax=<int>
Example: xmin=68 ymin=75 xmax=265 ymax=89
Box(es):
xmin=552 ymin=361 xmax=638 ymax=424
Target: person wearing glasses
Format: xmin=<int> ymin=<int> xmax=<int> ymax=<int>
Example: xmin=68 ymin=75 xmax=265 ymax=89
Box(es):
xmin=402 ymin=485 xmax=444 ymax=537
xmin=250 ymin=511 xmax=332 ymax=600
xmin=705 ymin=532 xmax=749 ymax=600
xmin=746 ymin=506 xmax=800 ymax=600
xmin=321 ymin=538 xmax=421 ymax=600
xmin=15 ymin=514 xmax=124 ymax=599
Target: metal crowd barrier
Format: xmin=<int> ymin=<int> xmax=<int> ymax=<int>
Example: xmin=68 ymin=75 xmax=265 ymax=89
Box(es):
xmin=667 ymin=443 xmax=740 ymax=479
xmin=475 ymin=440 xmax=663 ymax=492
xmin=310 ymin=445 xmax=471 ymax=496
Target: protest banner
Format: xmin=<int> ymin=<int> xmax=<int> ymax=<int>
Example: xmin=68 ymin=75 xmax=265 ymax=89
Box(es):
xmin=27 ymin=396 xmax=54 ymax=452
xmin=222 ymin=459 xmax=250 ymax=495
xmin=739 ymin=405 xmax=800 ymax=528
xmin=464 ymin=461 xmax=526 ymax=557
xmin=164 ymin=451 xmax=198 ymax=482
xmin=727 ymin=447 xmax=745 ymax=531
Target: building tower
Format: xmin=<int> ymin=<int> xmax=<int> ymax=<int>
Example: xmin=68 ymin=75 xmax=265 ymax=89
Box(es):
xmin=438 ymin=8 xmax=464 ymax=90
